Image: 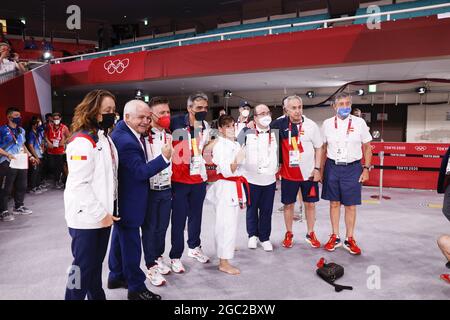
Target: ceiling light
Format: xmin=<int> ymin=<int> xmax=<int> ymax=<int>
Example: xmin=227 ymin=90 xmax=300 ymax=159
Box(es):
xmin=416 ymin=87 xmax=427 ymax=95
xmin=306 ymin=90 xmax=315 ymax=99
xmin=357 ymin=89 xmax=365 ymax=96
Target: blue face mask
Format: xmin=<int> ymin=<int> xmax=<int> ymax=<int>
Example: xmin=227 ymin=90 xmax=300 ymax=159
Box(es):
xmin=11 ymin=117 xmax=22 ymax=126
xmin=337 ymin=107 xmax=351 ymax=119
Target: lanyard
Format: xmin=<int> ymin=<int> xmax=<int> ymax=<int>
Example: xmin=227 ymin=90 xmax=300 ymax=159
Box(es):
xmin=105 ymin=136 xmax=117 ymax=167
xmin=50 ymin=124 xmax=62 ymax=140
xmin=147 ymin=129 xmax=167 ymax=158
xmin=187 ymin=126 xmax=203 ymax=155
xmin=334 ymin=116 xmax=353 ymax=137
xmin=7 ymin=127 xmax=18 ymax=144
xmin=288 ymin=120 xmax=302 ymax=147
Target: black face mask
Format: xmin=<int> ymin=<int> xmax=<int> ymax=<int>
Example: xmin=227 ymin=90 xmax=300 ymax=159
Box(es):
xmin=194 ymin=111 xmax=207 ymax=122
xmin=98 ymin=113 xmax=116 ymax=131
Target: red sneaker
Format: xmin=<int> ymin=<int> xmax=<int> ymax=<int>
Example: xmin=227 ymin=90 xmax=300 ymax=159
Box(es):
xmin=324 ymin=234 xmax=342 ymax=252
xmin=440 ymin=274 xmax=450 ymax=284
xmin=305 ymin=231 xmax=321 ymax=248
xmin=282 ymin=231 xmax=294 ymax=248
xmin=343 ymin=237 xmax=362 ymax=255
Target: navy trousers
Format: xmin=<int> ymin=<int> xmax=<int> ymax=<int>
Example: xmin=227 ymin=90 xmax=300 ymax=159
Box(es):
xmin=65 ymin=227 xmax=111 ymax=300
xmin=108 ymin=224 xmax=146 ymax=293
xmin=170 ymin=182 xmax=206 ymax=259
xmin=246 ymin=182 xmax=276 ymax=242
xmin=142 ymin=189 xmax=172 ymax=268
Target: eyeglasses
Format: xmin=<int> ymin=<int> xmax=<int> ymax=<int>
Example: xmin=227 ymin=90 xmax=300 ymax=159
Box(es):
xmin=255 ymin=111 xmax=272 ymax=117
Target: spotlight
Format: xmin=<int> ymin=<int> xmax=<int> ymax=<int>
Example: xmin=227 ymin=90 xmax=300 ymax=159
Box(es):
xmin=416 ymin=87 xmax=427 ymax=95
xmin=42 ymin=51 xmax=52 ymax=60
xmin=306 ymin=90 xmax=315 ymax=99
xmin=223 ymin=90 xmax=232 ymax=98
xmin=357 ymin=89 xmax=365 ymax=96
xmin=144 ymin=18 xmax=149 ymax=26
xmin=20 ymin=18 xmax=26 ymax=25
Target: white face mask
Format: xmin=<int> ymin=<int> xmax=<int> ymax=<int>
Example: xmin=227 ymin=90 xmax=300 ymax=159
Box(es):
xmin=241 ymin=110 xmax=250 ymax=118
xmin=259 ymin=115 xmax=272 ymax=127
xmin=53 ymin=119 xmax=61 ymax=125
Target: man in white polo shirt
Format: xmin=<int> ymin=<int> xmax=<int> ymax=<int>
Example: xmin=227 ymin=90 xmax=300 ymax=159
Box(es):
xmin=238 ymin=104 xmax=278 ymax=251
xmin=321 ymin=92 xmax=372 ymax=255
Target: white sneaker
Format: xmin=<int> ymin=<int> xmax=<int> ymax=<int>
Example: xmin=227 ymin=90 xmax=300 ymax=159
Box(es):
xmin=156 ymin=257 xmax=171 ymax=275
xmin=261 ymin=240 xmax=273 ymax=252
xmin=248 ymin=236 xmax=258 ymax=249
xmin=188 ymin=246 xmax=210 ymax=263
xmin=170 ymin=259 xmax=185 ymax=273
xmin=146 ymin=265 xmax=166 ymax=286
xmin=13 ymin=206 xmax=32 ymax=215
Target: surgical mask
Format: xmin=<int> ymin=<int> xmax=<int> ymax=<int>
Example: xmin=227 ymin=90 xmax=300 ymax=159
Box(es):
xmin=241 ymin=109 xmax=250 ymax=117
xmin=98 ymin=113 xmax=115 ymax=131
xmin=259 ymin=115 xmax=272 ymax=127
xmin=194 ymin=111 xmax=207 ymax=122
xmin=11 ymin=117 xmax=21 ymax=126
xmin=53 ymin=119 xmax=61 ymax=125
xmin=337 ymin=107 xmax=351 ymax=119
xmin=155 ymin=115 xmax=171 ymax=130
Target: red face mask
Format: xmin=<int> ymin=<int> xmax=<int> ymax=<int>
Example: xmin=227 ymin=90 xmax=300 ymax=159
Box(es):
xmin=156 ymin=115 xmax=171 ymax=130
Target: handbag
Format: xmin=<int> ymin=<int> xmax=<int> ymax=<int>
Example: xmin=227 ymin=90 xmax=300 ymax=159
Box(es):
xmin=316 ymin=258 xmax=353 ymax=292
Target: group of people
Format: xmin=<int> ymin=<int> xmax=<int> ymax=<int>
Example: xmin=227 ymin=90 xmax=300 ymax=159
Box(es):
xmin=63 ymin=89 xmax=378 ymax=300
xmin=0 ymin=108 xmax=71 ymax=222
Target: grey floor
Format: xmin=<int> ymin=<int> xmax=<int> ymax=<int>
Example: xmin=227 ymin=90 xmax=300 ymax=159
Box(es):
xmin=0 ymin=183 xmax=449 ymax=300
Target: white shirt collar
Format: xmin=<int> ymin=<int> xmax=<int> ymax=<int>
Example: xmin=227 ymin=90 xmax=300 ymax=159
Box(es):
xmin=125 ymin=122 xmax=142 ymax=141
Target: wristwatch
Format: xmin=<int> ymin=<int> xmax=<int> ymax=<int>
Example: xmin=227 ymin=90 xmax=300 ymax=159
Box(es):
xmin=363 ymin=165 xmax=371 ymax=171
xmin=314 ymin=167 xmax=321 ymax=171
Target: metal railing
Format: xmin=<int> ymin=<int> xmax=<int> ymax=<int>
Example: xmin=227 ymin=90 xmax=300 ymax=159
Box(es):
xmin=51 ymin=2 xmax=450 ymax=63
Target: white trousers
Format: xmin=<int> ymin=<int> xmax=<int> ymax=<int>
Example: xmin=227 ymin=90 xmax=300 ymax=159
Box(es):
xmin=214 ymin=203 xmax=241 ymax=260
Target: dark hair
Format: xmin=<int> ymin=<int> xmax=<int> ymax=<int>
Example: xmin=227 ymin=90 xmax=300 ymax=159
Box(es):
xmin=6 ymin=107 xmax=20 ymax=116
xmin=149 ymin=96 xmax=169 ymax=108
xmin=45 ymin=113 xmax=52 ymax=120
xmin=52 ymin=112 xmax=61 ymax=118
xmin=218 ymin=114 xmax=235 ymax=128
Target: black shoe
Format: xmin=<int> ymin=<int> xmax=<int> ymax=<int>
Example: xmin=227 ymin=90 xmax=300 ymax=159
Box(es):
xmin=446 ymin=261 xmax=450 ymax=269
xmin=127 ymin=289 xmax=161 ymax=300
xmin=107 ymin=278 xmax=128 ymax=290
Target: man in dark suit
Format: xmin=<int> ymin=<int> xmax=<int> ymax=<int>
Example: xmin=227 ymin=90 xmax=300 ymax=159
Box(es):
xmin=108 ymin=99 xmax=173 ymax=300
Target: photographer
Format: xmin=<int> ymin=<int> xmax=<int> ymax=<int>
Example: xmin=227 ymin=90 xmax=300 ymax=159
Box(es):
xmin=0 ymin=42 xmax=21 ymax=75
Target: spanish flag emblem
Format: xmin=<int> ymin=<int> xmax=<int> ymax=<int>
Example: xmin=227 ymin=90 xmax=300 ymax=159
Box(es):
xmin=70 ymin=155 xmax=87 ymax=160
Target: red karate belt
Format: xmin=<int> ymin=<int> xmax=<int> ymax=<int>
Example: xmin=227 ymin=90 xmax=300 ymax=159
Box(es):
xmin=216 ymin=174 xmax=251 ymax=209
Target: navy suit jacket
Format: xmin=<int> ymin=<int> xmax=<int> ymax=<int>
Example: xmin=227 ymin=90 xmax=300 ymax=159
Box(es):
xmin=112 ymin=120 xmax=169 ymax=227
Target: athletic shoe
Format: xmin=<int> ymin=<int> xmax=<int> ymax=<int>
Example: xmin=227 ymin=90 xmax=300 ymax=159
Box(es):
xmin=146 ymin=265 xmax=166 ymax=286
xmin=156 ymin=257 xmax=171 ymax=275
xmin=324 ymin=234 xmax=342 ymax=252
xmin=37 ymin=185 xmax=48 ymax=192
xmin=305 ymin=231 xmax=321 ymax=248
xmin=0 ymin=210 xmax=15 ymax=222
xmin=248 ymin=236 xmax=258 ymax=249
xmin=170 ymin=259 xmax=185 ymax=273
xmin=440 ymin=274 xmax=450 ymax=284
xmin=30 ymin=187 xmax=43 ymax=195
xmin=282 ymin=231 xmax=294 ymax=248
xmin=188 ymin=246 xmax=210 ymax=263
xmin=13 ymin=206 xmax=32 ymax=215
xmin=128 ymin=289 xmax=161 ymax=300
xmin=343 ymin=237 xmax=362 ymax=255
xmin=261 ymin=240 xmax=273 ymax=252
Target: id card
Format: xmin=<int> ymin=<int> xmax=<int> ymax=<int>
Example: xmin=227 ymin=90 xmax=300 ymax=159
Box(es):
xmin=289 ymin=150 xmax=300 ymax=167
xmin=53 ymin=139 xmax=60 ymax=148
xmin=335 ymin=144 xmax=348 ymax=165
xmin=150 ymin=168 xmax=171 ymax=189
xmin=190 ymin=155 xmax=202 ymax=175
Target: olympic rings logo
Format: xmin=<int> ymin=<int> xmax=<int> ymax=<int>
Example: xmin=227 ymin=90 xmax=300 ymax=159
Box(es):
xmin=104 ymin=59 xmax=130 ymax=74
xmin=415 ymin=146 xmax=427 ymax=151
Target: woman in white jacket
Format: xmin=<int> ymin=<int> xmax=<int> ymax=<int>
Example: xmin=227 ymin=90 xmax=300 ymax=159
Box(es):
xmin=64 ymin=90 xmax=119 ymax=300
xmin=206 ymin=115 xmax=248 ymax=275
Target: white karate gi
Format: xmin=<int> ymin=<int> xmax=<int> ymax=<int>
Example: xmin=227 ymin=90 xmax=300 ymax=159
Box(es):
xmin=206 ymin=136 xmax=246 ymax=259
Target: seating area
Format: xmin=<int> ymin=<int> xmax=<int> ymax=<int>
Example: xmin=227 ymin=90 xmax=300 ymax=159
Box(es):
xmin=58 ymin=0 xmax=450 ymax=62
